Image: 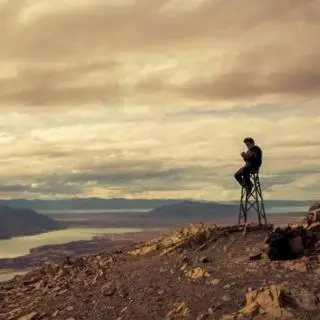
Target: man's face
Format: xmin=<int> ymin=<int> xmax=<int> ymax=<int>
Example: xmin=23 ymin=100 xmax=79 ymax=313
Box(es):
xmin=245 ymin=142 xmax=254 ymax=150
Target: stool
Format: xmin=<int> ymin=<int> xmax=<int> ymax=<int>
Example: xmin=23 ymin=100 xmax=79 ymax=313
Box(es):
xmin=238 ymin=171 xmax=267 ymax=226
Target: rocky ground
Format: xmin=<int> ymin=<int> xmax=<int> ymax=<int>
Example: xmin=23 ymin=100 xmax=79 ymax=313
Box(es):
xmin=0 ymin=224 xmax=319 ymax=320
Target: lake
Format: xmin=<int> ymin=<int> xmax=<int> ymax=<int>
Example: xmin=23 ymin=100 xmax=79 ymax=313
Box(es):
xmin=0 ymin=227 xmax=142 ymax=259
xmin=39 ymin=208 xmax=153 ymax=214
xmin=266 ymin=206 xmax=307 ymax=214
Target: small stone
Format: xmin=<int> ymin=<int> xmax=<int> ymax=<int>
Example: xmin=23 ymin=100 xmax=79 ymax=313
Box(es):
xmin=52 ymin=310 xmax=59 ymax=317
xmin=180 ymin=263 xmax=188 ymax=271
xmin=65 ymin=306 xmax=74 ymax=312
xmin=197 ymin=313 xmax=210 ymax=320
xmin=101 ymin=283 xmax=116 ymax=296
xmin=200 ymin=256 xmax=210 ymax=263
xmin=209 ymin=279 xmax=220 ymax=285
xmin=249 ymin=252 xmax=262 ymax=261
xmin=181 ymin=255 xmax=189 ymax=263
xmin=18 ymin=312 xmax=39 ymax=320
xmin=222 ymin=295 xmax=231 ymax=302
xmin=185 ymin=267 xmax=210 ymax=279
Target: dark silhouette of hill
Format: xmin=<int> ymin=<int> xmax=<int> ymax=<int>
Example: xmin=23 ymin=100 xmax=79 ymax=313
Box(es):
xmin=0 ymin=206 xmax=62 ymax=239
xmin=149 ymin=200 xmax=238 ymax=219
xmin=0 ymin=198 xmax=181 ymax=211
xmin=0 ymin=198 xmax=311 ymax=212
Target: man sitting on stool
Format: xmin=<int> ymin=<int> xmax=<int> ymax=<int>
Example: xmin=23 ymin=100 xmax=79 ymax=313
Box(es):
xmin=234 ymin=137 xmax=262 ymax=194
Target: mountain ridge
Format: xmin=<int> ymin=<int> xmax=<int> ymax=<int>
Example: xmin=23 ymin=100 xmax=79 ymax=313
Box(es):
xmin=0 ymin=198 xmax=311 ymax=211
xmin=0 ymin=206 xmax=62 ymax=239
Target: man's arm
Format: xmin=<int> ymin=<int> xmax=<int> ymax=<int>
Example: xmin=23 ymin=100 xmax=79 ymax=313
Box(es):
xmin=241 ymin=151 xmax=248 ymax=161
xmin=242 ymin=150 xmax=257 ymax=163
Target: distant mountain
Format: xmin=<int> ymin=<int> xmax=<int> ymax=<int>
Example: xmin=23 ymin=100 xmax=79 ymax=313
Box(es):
xmin=0 ymin=198 xmax=312 ymax=213
xmin=149 ymin=200 xmax=238 ymax=220
xmin=0 ymin=206 xmax=62 ymax=239
xmin=225 ymin=200 xmax=311 ymax=207
xmin=0 ymin=198 xmax=182 ymax=211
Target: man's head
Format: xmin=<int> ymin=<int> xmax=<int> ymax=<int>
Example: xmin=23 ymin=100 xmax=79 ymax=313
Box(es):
xmin=243 ymin=137 xmax=255 ymax=150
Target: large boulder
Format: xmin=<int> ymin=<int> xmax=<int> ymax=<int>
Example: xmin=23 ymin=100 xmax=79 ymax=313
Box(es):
xmin=306 ymin=202 xmax=320 ymax=225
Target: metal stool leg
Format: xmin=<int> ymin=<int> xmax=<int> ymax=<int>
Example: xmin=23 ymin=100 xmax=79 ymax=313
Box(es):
xmin=238 ymin=172 xmax=267 ymax=226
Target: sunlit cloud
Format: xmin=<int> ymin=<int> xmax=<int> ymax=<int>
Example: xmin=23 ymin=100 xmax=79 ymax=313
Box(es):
xmin=0 ymin=0 xmax=319 ymax=200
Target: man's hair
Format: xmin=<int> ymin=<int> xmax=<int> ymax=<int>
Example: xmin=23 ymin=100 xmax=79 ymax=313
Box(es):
xmin=243 ymin=137 xmax=255 ymax=144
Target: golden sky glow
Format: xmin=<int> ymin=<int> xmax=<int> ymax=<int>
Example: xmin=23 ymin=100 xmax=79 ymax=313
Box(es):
xmin=0 ymin=0 xmax=319 ymax=200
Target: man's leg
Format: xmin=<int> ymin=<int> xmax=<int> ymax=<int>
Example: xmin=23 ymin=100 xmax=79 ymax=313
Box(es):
xmin=242 ymin=167 xmax=253 ymax=190
xmin=235 ymin=166 xmax=253 ymax=190
xmin=234 ymin=167 xmax=245 ymax=186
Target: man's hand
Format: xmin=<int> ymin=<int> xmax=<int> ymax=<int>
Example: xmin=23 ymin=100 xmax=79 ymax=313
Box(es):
xmin=241 ymin=152 xmax=246 ymax=158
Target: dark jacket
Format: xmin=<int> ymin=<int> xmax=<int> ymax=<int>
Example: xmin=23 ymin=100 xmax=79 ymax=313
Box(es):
xmin=244 ymin=145 xmax=262 ymax=169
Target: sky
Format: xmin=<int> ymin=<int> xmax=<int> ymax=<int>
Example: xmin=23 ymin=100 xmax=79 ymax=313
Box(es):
xmin=0 ymin=0 xmax=319 ymax=201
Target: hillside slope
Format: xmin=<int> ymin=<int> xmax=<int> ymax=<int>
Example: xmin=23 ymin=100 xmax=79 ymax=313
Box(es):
xmin=0 ymin=206 xmax=61 ymax=239
xmin=1 ymin=224 xmax=319 ymax=320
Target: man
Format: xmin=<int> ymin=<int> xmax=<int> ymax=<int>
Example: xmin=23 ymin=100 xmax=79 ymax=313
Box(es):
xmin=234 ymin=137 xmax=262 ymax=193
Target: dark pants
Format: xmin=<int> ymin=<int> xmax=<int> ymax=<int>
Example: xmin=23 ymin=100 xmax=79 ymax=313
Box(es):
xmin=234 ymin=165 xmax=254 ymax=189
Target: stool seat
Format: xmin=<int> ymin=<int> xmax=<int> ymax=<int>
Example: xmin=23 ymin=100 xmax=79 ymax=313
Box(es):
xmin=238 ymin=171 xmax=267 ymax=226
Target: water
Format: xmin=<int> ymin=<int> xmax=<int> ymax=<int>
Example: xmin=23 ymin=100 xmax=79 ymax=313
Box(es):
xmin=0 ymin=271 xmax=27 ymax=282
xmin=39 ymin=205 xmax=308 ymax=215
xmin=0 ymin=227 xmax=142 ymax=259
xmin=39 ymin=208 xmax=152 ymax=214
xmin=265 ymin=206 xmax=307 ymax=214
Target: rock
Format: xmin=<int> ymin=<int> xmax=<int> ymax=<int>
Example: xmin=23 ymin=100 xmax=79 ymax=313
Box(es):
xmin=65 ymin=306 xmax=74 ymax=312
xmin=208 ymin=279 xmax=220 ymax=285
xmin=18 ymin=312 xmax=39 ymax=320
xmin=180 ymin=255 xmax=189 ymax=263
xmin=239 ymin=285 xmax=293 ymax=318
xmin=180 ymin=263 xmax=188 ymax=271
xmin=285 ymin=287 xmax=319 ymax=311
xmin=129 ymin=224 xmax=219 ymax=256
xmin=185 ymin=267 xmax=210 ymax=279
xmin=167 ymin=302 xmax=190 ymax=318
xmin=249 ymin=252 xmax=262 ymax=261
xmin=101 ymin=283 xmax=116 ymax=296
xmin=221 ymin=315 xmax=236 ymax=320
xmin=222 ymin=295 xmax=231 ymax=302
xmin=200 ymin=256 xmax=210 ymax=263
xmin=196 ymin=313 xmax=210 ymax=320
xmin=281 ymin=259 xmax=308 ymax=272
xmin=52 ymin=310 xmax=59 ymax=317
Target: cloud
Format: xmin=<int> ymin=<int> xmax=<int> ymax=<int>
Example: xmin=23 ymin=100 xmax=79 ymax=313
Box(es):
xmin=0 ymin=0 xmax=319 ymax=106
xmin=0 ymin=0 xmax=319 ymax=200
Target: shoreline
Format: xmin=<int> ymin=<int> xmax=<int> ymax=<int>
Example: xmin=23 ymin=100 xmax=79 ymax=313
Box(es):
xmin=0 ymin=229 xmax=161 ymax=282
xmin=0 ymin=211 xmax=307 ymax=283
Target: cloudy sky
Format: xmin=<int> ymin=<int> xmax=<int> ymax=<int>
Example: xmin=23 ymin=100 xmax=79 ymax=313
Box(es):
xmin=0 ymin=0 xmax=319 ymax=200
